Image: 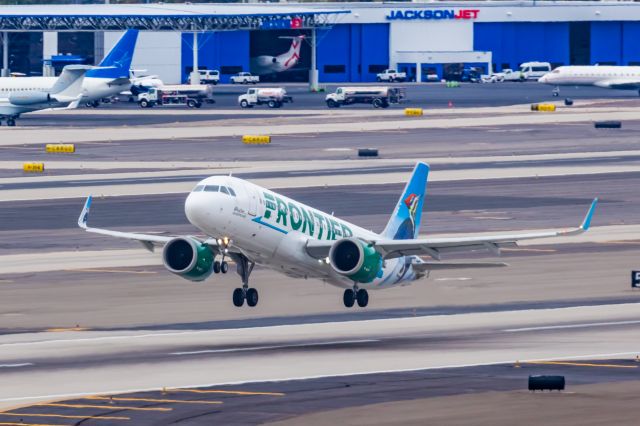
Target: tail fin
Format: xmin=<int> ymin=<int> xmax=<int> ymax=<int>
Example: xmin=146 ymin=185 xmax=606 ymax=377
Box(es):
xmin=281 ymin=35 xmax=304 ymax=68
xmin=50 ymin=65 xmax=91 ymax=98
xmin=382 ymin=162 xmax=430 ymax=240
xmin=87 ymin=29 xmax=138 ymax=79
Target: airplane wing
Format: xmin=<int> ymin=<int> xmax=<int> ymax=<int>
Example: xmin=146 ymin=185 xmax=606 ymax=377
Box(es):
xmin=411 ymin=262 xmax=508 ymax=271
xmin=77 ymin=196 xmax=219 ymax=252
xmin=594 ymin=79 xmax=640 ymax=89
xmin=0 ymin=104 xmax=29 ymax=116
xmin=107 ymin=77 xmax=131 ymax=87
xmin=306 ymin=198 xmax=597 ymax=260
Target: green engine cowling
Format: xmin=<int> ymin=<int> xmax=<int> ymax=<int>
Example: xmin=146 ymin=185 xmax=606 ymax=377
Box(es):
xmin=162 ymin=237 xmax=214 ymax=282
xmin=328 ymin=237 xmax=383 ymax=283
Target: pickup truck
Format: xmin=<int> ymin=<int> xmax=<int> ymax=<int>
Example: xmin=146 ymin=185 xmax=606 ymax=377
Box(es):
xmin=502 ymin=69 xmax=525 ymax=82
xmin=376 ymin=69 xmax=407 ymax=83
xmin=230 ymin=72 xmax=260 ymax=84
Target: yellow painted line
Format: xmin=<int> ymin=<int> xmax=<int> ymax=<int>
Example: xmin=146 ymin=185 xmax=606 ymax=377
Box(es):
xmin=171 ymin=389 xmax=285 ymax=396
xmin=0 ymin=413 xmax=129 ymax=421
xmin=45 ymin=328 xmax=89 ymax=332
xmin=86 ymin=396 xmax=222 ymax=405
xmin=502 ymin=248 xmax=557 ymax=253
xmin=63 ymin=268 xmax=156 ymax=275
xmin=527 ymin=361 xmax=637 ymax=369
xmin=0 ymin=423 xmax=70 ymax=426
xmin=36 ymin=403 xmax=171 ymax=412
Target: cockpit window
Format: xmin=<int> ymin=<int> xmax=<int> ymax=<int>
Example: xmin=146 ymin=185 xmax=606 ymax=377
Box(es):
xmin=552 ymin=69 xmax=560 ymax=74
xmin=220 ymin=186 xmax=230 ymax=195
xmin=204 ymin=185 xmax=220 ymax=192
xmin=192 ymin=185 xmax=204 ymax=192
xmin=227 ymin=186 xmax=236 ymax=196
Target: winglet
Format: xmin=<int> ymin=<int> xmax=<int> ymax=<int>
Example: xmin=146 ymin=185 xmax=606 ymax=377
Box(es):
xmin=581 ymin=198 xmax=598 ymax=231
xmin=78 ymin=195 xmax=92 ymax=229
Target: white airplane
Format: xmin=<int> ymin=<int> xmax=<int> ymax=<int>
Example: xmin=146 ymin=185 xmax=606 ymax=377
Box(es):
xmin=0 ymin=29 xmax=138 ymax=109
xmin=250 ymin=36 xmax=305 ymax=76
xmin=0 ymin=65 xmax=90 ymax=126
xmin=539 ymin=65 xmax=640 ymax=96
xmin=78 ymin=163 xmax=598 ymax=308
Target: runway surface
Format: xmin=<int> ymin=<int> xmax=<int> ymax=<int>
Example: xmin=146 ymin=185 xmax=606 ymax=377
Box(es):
xmin=1 ymin=87 xmax=640 ymax=424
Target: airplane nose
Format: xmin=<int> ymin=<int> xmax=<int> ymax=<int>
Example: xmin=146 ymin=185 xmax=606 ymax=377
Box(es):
xmin=539 ymin=74 xmax=548 ymax=83
xmin=185 ymin=192 xmax=210 ymax=227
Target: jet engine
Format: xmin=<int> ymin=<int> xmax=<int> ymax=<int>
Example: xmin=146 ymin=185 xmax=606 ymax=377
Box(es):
xmin=328 ymin=237 xmax=383 ymax=283
xmin=162 ymin=237 xmax=214 ymax=282
xmin=9 ymin=91 xmax=51 ymax=105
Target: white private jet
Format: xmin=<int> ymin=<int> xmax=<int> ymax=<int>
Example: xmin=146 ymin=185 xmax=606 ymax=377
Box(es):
xmin=250 ymin=36 xmax=305 ymax=76
xmin=0 ymin=65 xmax=90 ymax=126
xmin=539 ymin=65 xmax=640 ymax=96
xmin=0 ymin=29 xmax=137 ymax=109
xmin=78 ymin=163 xmax=598 ymax=308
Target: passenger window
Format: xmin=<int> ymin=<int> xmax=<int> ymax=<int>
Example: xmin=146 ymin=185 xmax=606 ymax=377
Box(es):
xmin=220 ymin=186 xmax=230 ymax=195
xmin=204 ymin=185 xmax=220 ymax=192
xmin=227 ymin=186 xmax=236 ymax=196
xmin=192 ymin=185 xmax=204 ymax=192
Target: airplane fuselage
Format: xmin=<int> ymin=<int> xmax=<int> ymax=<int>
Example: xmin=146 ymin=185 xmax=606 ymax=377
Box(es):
xmin=539 ymin=65 xmax=640 ymax=88
xmin=0 ymin=77 xmax=129 ymax=103
xmin=185 ymin=176 xmax=421 ymax=289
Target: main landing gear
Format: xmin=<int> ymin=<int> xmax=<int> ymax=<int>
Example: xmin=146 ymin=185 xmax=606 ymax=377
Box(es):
xmin=552 ymin=86 xmax=560 ymax=97
xmin=343 ymin=286 xmax=369 ymax=308
xmin=230 ymin=253 xmax=258 ymax=308
xmin=0 ymin=116 xmax=17 ymax=126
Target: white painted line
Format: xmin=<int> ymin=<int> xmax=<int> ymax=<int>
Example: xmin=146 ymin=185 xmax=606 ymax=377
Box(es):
xmin=0 ymin=363 xmax=33 ymax=368
xmin=2 ymin=351 xmax=640 ymax=406
xmin=503 ymin=320 xmax=640 ymax=333
xmin=170 ymin=339 xmax=379 ymax=356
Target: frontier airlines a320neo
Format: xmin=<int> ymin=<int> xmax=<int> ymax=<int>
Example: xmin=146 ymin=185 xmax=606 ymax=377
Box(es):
xmin=79 ymin=163 xmax=598 ymax=308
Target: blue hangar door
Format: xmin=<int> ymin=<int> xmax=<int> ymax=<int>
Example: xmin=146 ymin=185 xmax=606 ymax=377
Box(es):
xmin=317 ymin=24 xmax=389 ymax=83
xmin=181 ymin=32 xmax=250 ymax=84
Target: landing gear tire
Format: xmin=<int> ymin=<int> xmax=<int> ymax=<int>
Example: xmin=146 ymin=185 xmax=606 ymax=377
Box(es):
xmin=343 ymin=289 xmax=355 ymax=308
xmin=6 ymin=118 xmax=16 ymax=127
xmin=356 ymin=289 xmax=369 ymax=307
xmin=213 ymin=261 xmax=221 ymax=274
xmin=232 ymin=288 xmax=245 ymax=307
xmin=246 ymin=288 xmax=259 ymax=307
xmin=221 ymin=261 xmax=229 ymax=274
xmin=552 ymin=92 xmax=559 ymax=97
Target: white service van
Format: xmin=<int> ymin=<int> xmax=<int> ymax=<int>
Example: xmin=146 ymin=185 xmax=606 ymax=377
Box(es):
xmin=519 ymin=62 xmax=552 ymax=80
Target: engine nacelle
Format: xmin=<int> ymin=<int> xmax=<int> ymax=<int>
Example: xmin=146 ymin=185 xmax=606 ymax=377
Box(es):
xmin=329 ymin=237 xmax=383 ymax=283
xmin=162 ymin=237 xmax=214 ymax=282
xmin=9 ymin=91 xmax=51 ymax=105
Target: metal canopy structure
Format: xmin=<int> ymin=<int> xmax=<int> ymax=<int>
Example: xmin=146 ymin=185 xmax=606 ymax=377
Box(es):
xmin=0 ymin=4 xmax=349 ymax=31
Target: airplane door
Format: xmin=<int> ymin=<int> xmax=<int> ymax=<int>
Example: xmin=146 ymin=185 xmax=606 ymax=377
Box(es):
xmin=242 ymin=181 xmax=258 ymax=216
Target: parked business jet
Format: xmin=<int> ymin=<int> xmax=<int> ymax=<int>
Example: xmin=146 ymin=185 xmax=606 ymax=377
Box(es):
xmin=0 ymin=29 xmax=137 ymax=109
xmin=78 ymin=163 xmax=597 ymax=308
xmin=250 ymin=35 xmax=305 ymax=76
xmin=0 ymin=65 xmax=90 ymax=126
xmin=539 ymin=65 xmax=640 ymax=96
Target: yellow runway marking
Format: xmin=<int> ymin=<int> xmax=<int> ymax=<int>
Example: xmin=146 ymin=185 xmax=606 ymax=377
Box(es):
xmin=64 ymin=268 xmax=156 ymax=275
xmin=502 ymin=248 xmax=557 ymax=253
xmin=171 ymin=389 xmax=285 ymax=396
xmin=0 ymin=423 xmax=70 ymax=426
xmin=527 ymin=361 xmax=638 ymax=369
xmin=45 ymin=328 xmax=89 ymax=332
xmin=36 ymin=403 xmax=171 ymax=412
xmin=86 ymin=396 xmax=222 ymax=405
xmin=0 ymin=413 xmax=129 ymax=421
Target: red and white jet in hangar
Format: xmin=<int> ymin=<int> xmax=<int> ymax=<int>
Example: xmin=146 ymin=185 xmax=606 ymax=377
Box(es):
xmin=250 ymin=35 xmax=305 ymax=76
xmin=78 ymin=163 xmax=597 ymax=309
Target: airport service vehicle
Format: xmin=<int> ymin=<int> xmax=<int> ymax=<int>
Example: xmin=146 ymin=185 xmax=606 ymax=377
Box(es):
xmin=376 ymin=69 xmax=407 ymax=82
xmin=325 ymin=86 xmax=405 ymax=108
xmin=502 ymin=69 xmax=525 ymax=82
xmin=238 ymin=87 xmax=292 ymax=108
xmin=137 ymin=84 xmax=214 ymax=108
xmin=539 ymin=65 xmax=640 ymax=96
xmin=519 ymin=61 xmax=552 ymax=80
xmin=78 ymin=163 xmax=597 ymax=309
xmin=188 ymin=69 xmax=220 ymax=85
xmin=230 ymin=72 xmax=259 ymax=84
xmin=0 ymin=29 xmax=137 ymax=109
xmin=251 ymin=36 xmax=305 ymax=76
xmin=0 ymin=65 xmax=89 ymax=126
